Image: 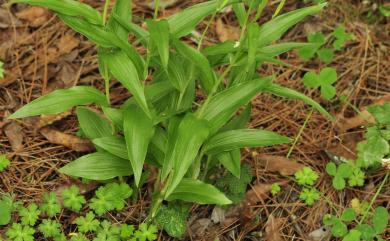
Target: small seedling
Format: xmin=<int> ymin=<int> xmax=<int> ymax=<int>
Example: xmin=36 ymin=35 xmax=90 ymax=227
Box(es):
xmin=295 ymin=167 xmax=319 ymax=186
xmin=38 ymin=219 xmax=61 ymax=238
xmin=298 ymin=32 xmax=326 ymax=61
xmin=61 ymin=185 xmax=86 ymax=212
xmin=332 ymin=25 xmax=354 ymax=50
xmin=19 ymin=204 xmax=41 ymax=226
xmin=299 ymin=187 xmax=320 ymax=205
xmin=6 ymin=223 xmax=35 ymax=241
xmin=271 ymin=183 xmax=281 ymax=196
xmin=326 ymin=162 xmax=365 ymax=190
xmin=302 ymin=67 xmax=337 ymax=100
xmin=75 ymin=212 xmax=100 ymax=233
xmin=0 ymin=155 xmax=10 ymax=172
xmin=40 ymin=192 xmax=61 ymax=217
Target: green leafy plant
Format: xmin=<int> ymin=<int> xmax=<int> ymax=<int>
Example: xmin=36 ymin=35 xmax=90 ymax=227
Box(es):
xmin=295 ymin=167 xmax=319 ymax=186
xmin=19 ymin=204 xmax=41 ymax=226
xmin=271 ymin=183 xmax=281 ymax=196
xmin=0 ymin=155 xmax=10 ymax=172
xmin=38 ymin=219 xmax=61 ymax=238
xmin=326 ymin=162 xmax=365 ymax=190
xmin=8 ymin=0 xmax=332 ymax=236
xmin=40 ymin=192 xmax=61 ymax=217
xmin=302 ymin=67 xmax=337 ymax=100
xmin=90 ymin=182 xmax=132 ymax=215
xmin=0 ymin=60 xmax=4 ymax=79
xmin=5 ymin=223 xmax=35 ymax=241
xmin=155 ymin=202 xmax=189 ymax=238
xmin=299 ymin=187 xmax=320 ymax=205
xmin=75 ymin=212 xmax=100 ymax=233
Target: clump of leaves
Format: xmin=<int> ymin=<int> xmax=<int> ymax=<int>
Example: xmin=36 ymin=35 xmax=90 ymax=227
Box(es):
xmin=155 ymin=202 xmax=189 ymax=238
xmin=302 ymin=67 xmax=337 ymax=100
xmin=9 ymin=0 xmax=332 ymax=236
xmin=0 ymin=155 xmax=10 ymax=172
xmin=19 ymin=204 xmax=41 ymax=226
xmin=326 ymin=162 xmax=365 ymax=190
xmin=134 ymin=223 xmax=158 ymax=241
xmin=61 ymin=185 xmax=86 ymax=212
xmin=299 ymin=188 xmax=320 ymax=205
xmin=215 ymin=165 xmax=253 ymax=204
xmin=40 ymin=192 xmax=61 ymax=217
xmin=90 ymin=182 xmax=133 ymax=215
xmin=323 ymin=206 xmax=388 ymax=241
xmin=294 ymin=167 xmax=321 ymax=205
xmin=38 ymin=219 xmax=61 ymax=238
xmin=75 ymin=212 xmax=100 ymax=233
xmin=6 ymin=223 xmax=35 ymax=241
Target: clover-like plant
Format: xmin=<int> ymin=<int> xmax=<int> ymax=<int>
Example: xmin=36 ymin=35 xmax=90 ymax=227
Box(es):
xmin=8 ymin=0 xmax=331 ymax=224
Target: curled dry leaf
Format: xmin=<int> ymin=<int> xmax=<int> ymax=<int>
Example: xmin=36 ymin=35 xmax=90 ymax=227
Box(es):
xmin=215 ymin=18 xmax=240 ymax=42
xmin=256 ymin=154 xmax=305 ymax=175
xmin=15 ymin=6 xmax=49 ymax=27
xmin=40 ymin=127 xmax=94 ymax=152
xmin=265 ymin=214 xmax=284 ymax=241
xmin=336 ymin=94 xmax=390 ymax=132
xmin=4 ymin=122 xmax=24 ymax=152
xmin=37 ymin=110 xmax=73 ymax=129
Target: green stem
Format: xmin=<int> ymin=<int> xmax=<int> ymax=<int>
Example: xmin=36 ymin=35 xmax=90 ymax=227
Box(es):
xmin=286 ymin=108 xmax=313 ymax=158
xmin=358 ymin=171 xmax=389 ymax=225
xmin=103 ymin=0 xmax=111 ymax=26
xmin=272 ymin=0 xmax=286 ymax=19
xmin=154 ymin=0 xmax=160 ymax=20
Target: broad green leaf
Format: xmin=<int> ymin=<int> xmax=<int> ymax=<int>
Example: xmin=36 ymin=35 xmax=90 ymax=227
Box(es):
xmin=102 ymin=107 xmax=124 ymax=131
xmin=155 ymin=54 xmax=188 ymax=92
xmin=217 ymin=150 xmax=241 ymax=178
xmin=232 ymin=2 xmax=246 ymax=27
xmin=124 ymin=105 xmax=155 ymax=186
xmin=204 ymin=129 xmax=291 ymax=155
xmin=257 ymin=3 xmax=326 ymax=47
xmin=76 ymin=107 xmax=112 ymax=139
xmin=373 ymin=206 xmax=388 ymax=234
xmin=59 ymin=152 xmax=133 ymax=180
xmin=379 ymin=5 xmax=390 ymax=17
xmin=97 ymin=47 xmax=111 ymax=80
xmin=245 ymin=23 xmax=260 ymax=79
xmin=220 ymin=104 xmax=252 ymax=132
xmin=0 ymin=200 xmax=11 ymax=225
xmin=317 ymin=48 xmax=334 ymax=63
xmin=172 ymin=39 xmax=216 ymax=94
xmin=264 ymin=83 xmax=333 ymax=119
xmin=59 ymin=15 xmax=145 ymax=77
xmin=11 ymin=0 xmax=103 ymax=25
xmin=356 ymin=224 xmax=375 ymax=241
xmin=203 ymin=41 xmax=236 ymax=56
xmin=167 ymin=0 xmax=232 ymax=37
xmin=161 ymin=116 xmax=181 ymax=179
xmin=340 ymin=208 xmax=356 ymax=222
xmin=166 ymin=179 xmax=232 ymax=205
xmin=342 ymin=230 xmax=361 ymax=241
xmin=331 ymin=219 xmax=348 ymax=237
xmin=106 ymin=50 xmax=150 ymax=117
xmin=149 ymin=127 xmax=168 ymax=165
xmin=112 ymin=13 xmax=149 ymax=45
xmin=106 ymin=0 xmax=131 ymax=41
xmin=93 ymin=136 xmax=127 ymax=160
xmin=258 ymin=42 xmax=315 ymax=56
xmin=165 ymin=114 xmax=210 ymax=196
xmin=147 ymin=19 xmax=170 ymax=69
xmin=199 ymin=76 xmax=273 ymax=133
xmin=9 ymin=86 xmax=107 ymax=119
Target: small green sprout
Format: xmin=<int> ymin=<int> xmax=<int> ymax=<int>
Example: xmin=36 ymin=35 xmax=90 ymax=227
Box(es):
xmin=302 ymin=67 xmax=338 ymax=100
xmin=299 ymin=188 xmax=320 ymax=205
xmin=294 ymin=167 xmax=319 ymax=186
xmin=94 ymin=220 xmax=121 ymax=241
xmin=40 ymin=192 xmax=61 ymax=217
xmin=0 ymin=60 xmax=4 ymax=79
xmin=61 ymin=185 xmax=86 ymax=212
xmin=134 ymin=223 xmax=158 ymax=241
xmin=0 ymin=155 xmax=10 ymax=172
xmin=19 ymin=203 xmax=41 ymax=226
xmin=271 ymin=183 xmax=281 ymax=196
xmin=75 ymin=212 xmax=100 ymax=233
xmin=6 ymin=223 xmax=35 ymax=241
xmin=298 ymin=32 xmax=326 ymax=60
xmin=38 ymin=219 xmax=61 ymax=238
xmin=120 ymin=224 xmax=135 ymax=239
xmin=332 ymin=26 xmax=354 ymax=50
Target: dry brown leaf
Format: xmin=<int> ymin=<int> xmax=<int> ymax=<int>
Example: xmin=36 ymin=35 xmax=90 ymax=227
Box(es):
xmin=265 ymin=214 xmax=284 ymax=241
xmin=215 ymin=18 xmax=240 ymax=42
xmin=256 ymin=154 xmax=305 ymax=175
xmin=37 ymin=110 xmax=73 ymax=129
xmin=15 ymin=6 xmax=49 ymax=27
xmin=246 ymin=181 xmax=288 ymax=205
xmin=57 ymin=35 xmax=80 ymax=55
xmin=4 ymin=122 xmax=24 ymax=152
xmin=40 ymin=127 xmax=94 ymax=152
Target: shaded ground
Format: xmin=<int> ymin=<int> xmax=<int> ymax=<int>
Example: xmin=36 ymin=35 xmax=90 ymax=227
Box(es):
xmin=0 ymin=0 xmax=389 ymax=240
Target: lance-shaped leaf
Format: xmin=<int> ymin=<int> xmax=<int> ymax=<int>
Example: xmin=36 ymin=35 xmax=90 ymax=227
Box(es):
xmin=167 ymin=0 xmax=233 ymax=37
xmin=147 ymin=19 xmax=170 ymax=69
xmin=11 ymin=0 xmax=103 ymax=25
xmin=257 ymin=3 xmax=326 ymax=47
xmin=59 ymin=152 xmax=133 ymax=180
xmin=246 ymin=23 xmax=260 ymax=71
xmin=106 ymin=0 xmax=131 ymax=41
xmin=166 ymin=179 xmax=232 ymax=205
xmin=9 ymin=86 xmax=107 ymax=119
xmin=164 ymin=114 xmax=210 ymax=197
xmin=106 ymin=50 xmax=150 ymax=117
xmin=258 ymin=42 xmax=316 ymax=56
xmin=232 ymin=2 xmax=246 ymax=27
xmin=204 ymin=129 xmax=291 ymax=155
xmin=198 ymin=76 xmax=272 ymax=133
xmin=264 ymin=83 xmax=333 ymax=119
xmin=124 ymin=105 xmax=155 ymax=186
xmin=59 ymin=15 xmax=145 ymax=77
xmin=217 ymin=104 xmax=251 ymax=177
xmin=172 ymin=39 xmax=216 ymax=94
xmin=113 ymin=13 xmax=149 ymax=45
xmin=102 ymin=107 xmax=124 ymax=131
xmin=93 ymin=136 xmax=127 ymax=160
xmin=155 ymin=54 xmax=188 ymax=92
xmin=161 ymin=116 xmax=181 ymax=179
xmin=76 ymin=107 xmax=112 ymax=140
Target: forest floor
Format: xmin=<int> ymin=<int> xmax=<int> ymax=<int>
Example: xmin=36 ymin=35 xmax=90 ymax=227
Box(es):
xmin=0 ymin=0 xmax=390 ymax=240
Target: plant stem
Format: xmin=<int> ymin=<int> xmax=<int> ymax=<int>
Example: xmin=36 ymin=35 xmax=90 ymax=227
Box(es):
xmin=103 ymin=0 xmax=111 ymax=26
xmin=154 ymin=0 xmax=160 ymax=20
xmin=358 ymin=171 xmax=389 ymax=225
xmin=272 ymin=0 xmax=286 ymax=19
xmin=286 ymin=108 xmax=313 ymax=158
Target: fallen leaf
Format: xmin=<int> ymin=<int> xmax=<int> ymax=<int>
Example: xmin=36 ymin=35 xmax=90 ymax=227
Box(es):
xmin=190 ymin=218 xmax=211 ymax=238
xmin=256 ymin=154 xmax=305 ymax=175
xmin=40 ymin=127 xmax=94 ymax=152
xmin=4 ymin=122 xmax=24 ymax=152
xmin=265 ymin=214 xmax=284 ymax=241
xmin=36 ymin=110 xmax=73 ymax=129
xmin=15 ymin=6 xmax=49 ymax=27
xmin=308 ymin=226 xmax=331 ymax=241
xmin=246 ymin=181 xmax=288 ymax=205
xmin=215 ymin=18 xmax=240 ymax=42
xmin=57 ymin=35 xmax=80 ymax=55
xmin=211 ymin=206 xmax=226 ymax=224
